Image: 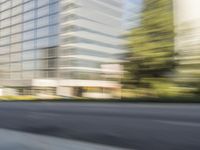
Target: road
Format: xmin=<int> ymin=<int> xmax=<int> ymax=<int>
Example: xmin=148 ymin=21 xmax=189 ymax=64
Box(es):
xmin=0 ymin=102 xmax=200 ymax=150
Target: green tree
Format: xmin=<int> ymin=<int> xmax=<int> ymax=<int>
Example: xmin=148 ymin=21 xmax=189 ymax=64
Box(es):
xmin=125 ymin=0 xmax=176 ymax=95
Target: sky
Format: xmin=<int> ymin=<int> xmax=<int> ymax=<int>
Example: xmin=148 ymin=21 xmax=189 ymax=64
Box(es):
xmin=124 ymin=0 xmax=143 ymax=29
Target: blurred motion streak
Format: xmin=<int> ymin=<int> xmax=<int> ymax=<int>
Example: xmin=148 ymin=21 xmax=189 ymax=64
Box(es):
xmin=0 ymin=0 xmax=124 ymax=99
xmin=123 ymin=0 xmax=200 ymax=98
xmin=174 ymin=0 xmax=200 ymax=96
xmin=0 ymin=0 xmax=199 ymax=99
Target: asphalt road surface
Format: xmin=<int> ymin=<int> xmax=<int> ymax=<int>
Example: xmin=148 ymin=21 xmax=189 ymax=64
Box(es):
xmin=0 ymin=102 xmax=200 ymax=150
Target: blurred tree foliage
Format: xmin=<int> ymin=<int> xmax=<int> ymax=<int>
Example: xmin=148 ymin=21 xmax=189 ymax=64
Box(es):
xmin=124 ymin=0 xmax=176 ymax=95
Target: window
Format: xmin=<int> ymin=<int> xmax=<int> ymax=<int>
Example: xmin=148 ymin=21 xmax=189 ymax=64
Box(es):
xmin=23 ymin=30 xmax=35 ymax=41
xmin=0 ymin=28 xmax=10 ymax=36
xmin=48 ymin=70 xmax=57 ymax=78
xmin=1 ymin=10 xmax=10 ymax=20
xmin=36 ymin=49 xmax=47 ymax=59
xmin=11 ymin=62 xmax=21 ymax=71
xmin=1 ymin=18 xmax=11 ymax=28
xmin=37 ymin=0 xmax=49 ymax=8
xmin=11 ymin=43 xmax=22 ymax=52
xmin=37 ymin=16 xmax=49 ymax=28
xmin=37 ymin=27 xmax=49 ymax=38
xmin=23 ymin=20 xmax=35 ymax=31
xmin=1 ymin=1 xmax=11 ymax=11
xmin=23 ymin=61 xmax=35 ymax=70
xmin=12 ymin=5 xmax=22 ymax=16
xmin=48 ymin=47 xmax=57 ymax=57
xmin=49 ymin=2 xmax=59 ymax=14
xmin=36 ymin=70 xmax=47 ymax=78
xmin=0 ymin=55 xmax=9 ymax=62
xmin=0 ymin=63 xmax=9 ymax=71
xmin=24 ymin=0 xmax=35 ymax=12
xmin=37 ymin=5 xmax=49 ymax=18
xmin=11 ymin=34 xmax=22 ymax=43
xmin=48 ymin=58 xmax=57 ymax=68
xmin=23 ymin=40 xmax=35 ymax=50
xmin=23 ymin=10 xmax=35 ymax=22
xmin=49 ymin=36 xmax=59 ymax=47
xmin=49 ymin=24 xmax=59 ymax=35
xmin=49 ymin=14 xmax=59 ymax=24
xmin=36 ymin=37 xmax=49 ymax=48
xmin=22 ymin=50 xmax=35 ymax=60
xmin=11 ymin=24 xmax=22 ymax=34
xmin=11 ymin=53 xmax=21 ymax=62
xmin=22 ymin=71 xmax=35 ymax=79
xmin=36 ymin=59 xmax=47 ymax=69
xmin=12 ymin=15 xmax=22 ymax=25
xmin=11 ymin=72 xmax=21 ymax=79
xmin=12 ymin=0 xmax=23 ymax=7
xmin=0 ymin=36 xmax=10 ymax=46
xmin=0 ymin=46 xmax=9 ymax=55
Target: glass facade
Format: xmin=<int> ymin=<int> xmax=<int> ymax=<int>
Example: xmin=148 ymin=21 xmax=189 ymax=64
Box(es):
xmin=0 ymin=0 xmax=59 ymax=79
xmin=0 ymin=0 xmax=123 ymax=82
xmin=59 ymin=0 xmax=124 ymax=80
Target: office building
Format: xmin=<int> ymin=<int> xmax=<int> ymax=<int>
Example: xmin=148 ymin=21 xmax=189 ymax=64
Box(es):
xmin=0 ymin=0 xmax=124 ymax=97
